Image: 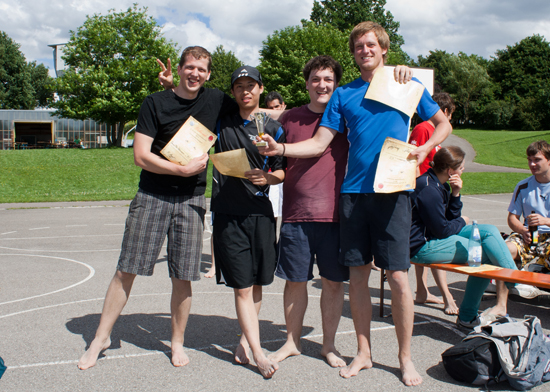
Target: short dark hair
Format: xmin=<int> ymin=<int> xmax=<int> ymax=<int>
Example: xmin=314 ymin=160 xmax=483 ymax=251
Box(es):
xmin=432 ymin=92 xmax=455 ymax=115
xmin=265 ymin=91 xmax=284 ymax=106
xmin=527 ymin=140 xmax=550 ymax=160
xmin=431 ymin=146 xmax=465 ymax=173
xmin=302 ymin=55 xmax=343 ymax=85
xmin=179 ymin=46 xmax=212 ymax=71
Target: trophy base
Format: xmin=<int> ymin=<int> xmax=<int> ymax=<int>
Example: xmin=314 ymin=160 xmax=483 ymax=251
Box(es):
xmin=255 ymin=141 xmax=267 ymax=147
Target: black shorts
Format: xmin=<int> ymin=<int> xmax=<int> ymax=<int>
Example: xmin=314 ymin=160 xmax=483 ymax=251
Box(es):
xmin=213 ymin=213 xmax=277 ymax=289
xmin=339 ymin=192 xmax=411 ymax=271
xmin=276 ymin=222 xmax=349 ymax=282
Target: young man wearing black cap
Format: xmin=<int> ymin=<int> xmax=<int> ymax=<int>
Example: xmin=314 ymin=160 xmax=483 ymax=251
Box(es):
xmin=211 ymin=65 xmax=286 ymax=378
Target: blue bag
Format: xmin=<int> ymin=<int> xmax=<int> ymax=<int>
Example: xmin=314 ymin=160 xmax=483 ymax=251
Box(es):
xmin=0 ymin=356 xmax=6 ymax=379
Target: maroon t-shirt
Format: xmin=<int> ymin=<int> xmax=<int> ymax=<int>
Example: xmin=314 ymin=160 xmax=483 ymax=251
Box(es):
xmin=280 ymin=105 xmax=349 ymax=222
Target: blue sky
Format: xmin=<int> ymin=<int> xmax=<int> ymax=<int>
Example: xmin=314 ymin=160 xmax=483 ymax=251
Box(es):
xmin=2 ymin=0 xmax=550 ymax=76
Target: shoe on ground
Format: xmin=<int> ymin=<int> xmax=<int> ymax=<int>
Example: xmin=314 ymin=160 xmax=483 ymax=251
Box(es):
xmin=456 ymin=313 xmax=499 ymax=330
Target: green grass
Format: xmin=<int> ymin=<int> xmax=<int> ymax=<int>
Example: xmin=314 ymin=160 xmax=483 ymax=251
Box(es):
xmin=1 ymin=129 xmax=548 ymax=203
xmin=0 ymin=148 xmax=140 ymax=203
xmin=453 ymin=129 xmax=550 ymax=169
xmin=452 ymin=129 xmax=550 ymax=195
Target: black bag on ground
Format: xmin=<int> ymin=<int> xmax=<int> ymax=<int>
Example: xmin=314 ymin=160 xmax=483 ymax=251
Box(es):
xmin=442 ymin=336 xmax=504 ymax=386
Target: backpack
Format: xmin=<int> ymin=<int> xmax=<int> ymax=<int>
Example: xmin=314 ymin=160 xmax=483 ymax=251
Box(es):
xmin=442 ymin=335 xmax=504 ymax=386
xmin=442 ymin=316 xmax=550 ymax=390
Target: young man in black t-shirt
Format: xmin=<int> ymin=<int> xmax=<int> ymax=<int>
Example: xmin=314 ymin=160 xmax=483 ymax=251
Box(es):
xmin=211 ymin=66 xmax=285 ymax=378
xmin=78 ymin=46 xmax=239 ymax=370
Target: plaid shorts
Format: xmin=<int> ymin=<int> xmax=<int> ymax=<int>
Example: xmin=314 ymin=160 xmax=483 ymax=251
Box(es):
xmin=507 ymin=232 xmax=550 ymax=272
xmin=117 ymin=189 xmax=206 ymax=281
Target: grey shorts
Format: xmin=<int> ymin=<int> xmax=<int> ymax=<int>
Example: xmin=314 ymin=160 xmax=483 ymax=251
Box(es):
xmin=117 ymin=189 xmax=206 ymax=281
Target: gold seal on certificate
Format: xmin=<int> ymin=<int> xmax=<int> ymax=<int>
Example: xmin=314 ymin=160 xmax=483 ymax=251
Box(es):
xmin=374 ymin=137 xmax=417 ymax=193
xmin=160 ymin=116 xmax=217 ymax=166
xmin=250 ymin=112 xmax=270 ymax=147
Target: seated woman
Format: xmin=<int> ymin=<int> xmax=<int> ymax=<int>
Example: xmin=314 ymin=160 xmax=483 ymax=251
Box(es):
xmin=409 ymin=146 xmax=517 ymax=329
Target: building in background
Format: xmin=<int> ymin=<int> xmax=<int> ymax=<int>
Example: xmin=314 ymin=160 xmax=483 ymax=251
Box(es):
xmin=0 ymin=110 xmax=109 ymax=150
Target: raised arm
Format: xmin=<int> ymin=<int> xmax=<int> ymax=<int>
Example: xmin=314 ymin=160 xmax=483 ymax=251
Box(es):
xmin=157 ymin=58 xmax=175 ymax=90
xmin=133 ymin=132 xmax=208 ymax=177
xmin=258 ymin=126 xmax=337 ymax=158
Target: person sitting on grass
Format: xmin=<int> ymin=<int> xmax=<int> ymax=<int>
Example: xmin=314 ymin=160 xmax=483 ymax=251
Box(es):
xmin=409 ymin=146 xmax=518 ymax=329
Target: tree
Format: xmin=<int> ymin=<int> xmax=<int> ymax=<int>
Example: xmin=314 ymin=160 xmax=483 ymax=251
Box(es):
xmin=28 ymin=61 xmax=55 ymax=108
xmin=418 ymin=50 xmax=495 ymax=127
xmin=488 ymin=35 xmax=550 ymax=131
xmin=0 ymin=31 xmax=33 ymax=109
xmin=51 ymin=5 xmax=178 ymax=146
xmin=308 ymin=0 xmax=411 ymax=64
xmin=205 ymin=45 xmax=243 ymax=96
xmin=259 ymin=22 xmax=358 ymax=108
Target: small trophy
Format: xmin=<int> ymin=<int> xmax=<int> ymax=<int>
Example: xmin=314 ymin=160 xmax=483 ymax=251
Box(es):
xmin=250 ymin=112 xmax=271 ymax=147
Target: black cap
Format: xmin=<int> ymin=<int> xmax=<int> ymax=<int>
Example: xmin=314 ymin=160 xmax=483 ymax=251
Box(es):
xmin=231 ymin=66 xmax=263 ymax=88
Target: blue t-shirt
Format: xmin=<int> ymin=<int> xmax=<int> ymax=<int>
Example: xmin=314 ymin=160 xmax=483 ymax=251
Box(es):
xmin=508 ymin=175 xmax=550 ymax=233
xmin=320 ymin=77 xmax=439 ymax=193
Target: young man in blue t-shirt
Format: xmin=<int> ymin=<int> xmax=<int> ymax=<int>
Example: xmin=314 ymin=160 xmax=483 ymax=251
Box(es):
xmin=259 ymin=21 xmax=451 ymax=386
xmin=507 ymin=140 xmax=550 ymax=272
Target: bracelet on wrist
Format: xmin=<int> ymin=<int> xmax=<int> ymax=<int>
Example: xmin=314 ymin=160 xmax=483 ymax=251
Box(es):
xmin=281 ymin=143 xmax=286 ymax=157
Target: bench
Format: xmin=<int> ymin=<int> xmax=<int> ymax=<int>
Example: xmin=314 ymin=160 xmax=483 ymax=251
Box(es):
xmin=378 ymin=263 xmax=550 ymax=317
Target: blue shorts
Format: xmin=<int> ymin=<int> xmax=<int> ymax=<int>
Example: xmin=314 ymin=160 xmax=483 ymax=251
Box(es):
xmin=339 ymin=192 xmax=411 ymax=271
xmin=276 ymin=222 xmax=349 ymax=282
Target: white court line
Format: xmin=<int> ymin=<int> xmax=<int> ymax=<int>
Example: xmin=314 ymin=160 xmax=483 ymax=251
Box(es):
xmin=1 ymin=231 xmax=17 ymax=235
xmin=104 ymin=224 xmax=124 ymax=226
xmin=0 ymin=234 xmax=121 ymax=241
xmin=0 ymin=254 xmax=95 ymax=306
xmin=462 ymin=195 xmax=509 ymax=204
xmin=29 ymin=227 xmax=50 ymax=231
xmin=7 ymin=320 xmax=439 ymax=370
xmin=0 ymin=246 xmax=121 ymax=253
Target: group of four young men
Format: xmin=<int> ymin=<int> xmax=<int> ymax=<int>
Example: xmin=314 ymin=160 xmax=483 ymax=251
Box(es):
xmin=78 ymin=21 xmax=453 ymax=386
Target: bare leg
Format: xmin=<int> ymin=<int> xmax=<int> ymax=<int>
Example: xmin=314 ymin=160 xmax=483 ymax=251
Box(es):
xmin=431 ymin=270 xmax=458 ymax=315
xmin=205 ymin=236 xmax=215 ymax=278
xmin=483 ymin=280 xmax=509 ymax=317
xmin=414 ymin=265 xmax=443 ymax=305
xmin=320 ymin=278 xmax=346 ymax=367
xmin=78 ymin=270 xmax=136 ymax=370
xmin=507 ymin=242 xmax=519 ymax=262
xmin=170 ymin=277 xmax=192 ymax=367
xmin=268 ymin=281 xmax=307 ymax=363
xmin=340 ymin=265 xmax=374 ymax=378
xmin=235 ymin=285 xmax=262 ymax=365
xmin=234 ymin=286 xmax=278 ymax=378
xmin=386 ymin=269 xmax=423 ymax=387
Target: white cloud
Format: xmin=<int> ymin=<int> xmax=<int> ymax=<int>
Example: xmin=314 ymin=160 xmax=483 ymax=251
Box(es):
xmin=1 ymin=0 xmax=549 ymax=78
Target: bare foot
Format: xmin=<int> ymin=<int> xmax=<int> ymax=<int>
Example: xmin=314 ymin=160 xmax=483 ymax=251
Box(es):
xmin=255 ymin=355 xmax=279 ymax=379
xmin=171 ymin=343 xmax=189 ymax=367
xmin=401 ymin=359 xmax=422 ymax=386
xmin=205 ymin=266 xmax=215 ymax=278
xmin=443 ymin=300 xmax=459 ymax=315
xmin=234 ymin=340 xmax=251 ymax=365
xmin=414 ymin=293 xmax=444 ymax=305
xmin=77 ymin=337 xmax=111 ymax=370
xmin=339 ymin=354 xmax=373 ymax=378
xmin=268 ymin=341 xmax=301 ymax=363
xmin=481 ymin=305 xmax=507 ymax=318
xmin=321 ymin=346 xmax=346 ymax=368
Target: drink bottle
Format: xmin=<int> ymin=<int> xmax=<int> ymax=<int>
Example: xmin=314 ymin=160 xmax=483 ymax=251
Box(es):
xmin=529 ymin=210 xmax=539 ymax=248
xmin=468 ymin=220 xmax=482 ymax=267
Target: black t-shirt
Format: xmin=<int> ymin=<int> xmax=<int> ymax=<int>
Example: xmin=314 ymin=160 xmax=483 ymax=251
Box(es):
xmin=211 ymin=113 xmax=286 ymax=216
xmin=136 ymin=88 xmax=238 ymax=196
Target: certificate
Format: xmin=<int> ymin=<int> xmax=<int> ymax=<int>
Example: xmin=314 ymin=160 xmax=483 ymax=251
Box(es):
xmin=364 ymin=67 xmax=425 ymax=118
xmin=374 ymin=137 xmax=417 ymax=193
xmin=160 ymin=116 xmax=217 ymax=166
xmin=210 ymin=149 xmax=251 ymax=179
